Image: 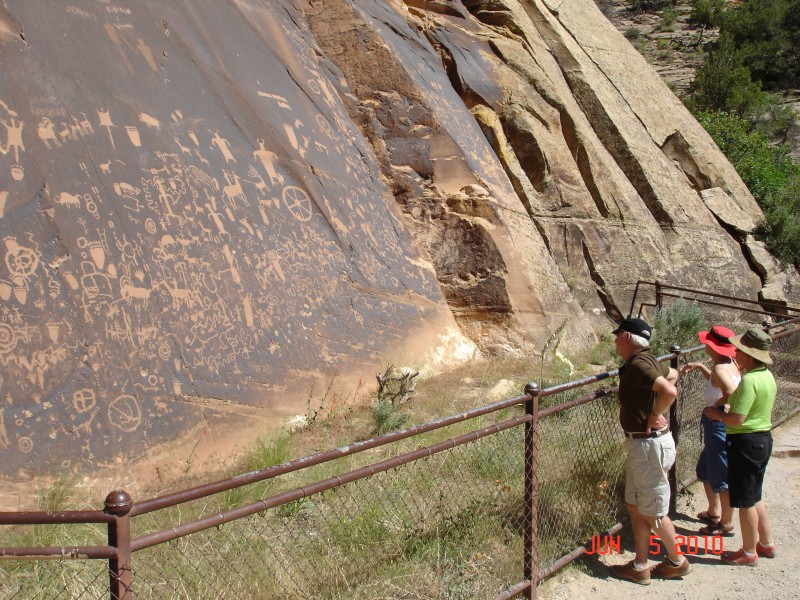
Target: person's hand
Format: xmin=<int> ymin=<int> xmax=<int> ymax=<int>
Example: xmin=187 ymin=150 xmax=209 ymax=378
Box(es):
xmin=680 ymin=362 xmax=700 ymax=374
xmin=703 ymin=406 xmax=722 ymax=421
xmin=646 ymin=413 xmax=668 ymax=433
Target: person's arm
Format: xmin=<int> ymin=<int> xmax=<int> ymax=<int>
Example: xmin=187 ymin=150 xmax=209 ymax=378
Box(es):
xmin=710 ymin=363 xmax=739 ymax=408
xmin=680 ymin=361 xmax=711 ymax=379
xmin=704 ymin=373 xmax=750 ymax=426
xmin=647 ymin=367 xmax=678 ymax=432
xmin=702 ymin=405 xmax=746 ymax=426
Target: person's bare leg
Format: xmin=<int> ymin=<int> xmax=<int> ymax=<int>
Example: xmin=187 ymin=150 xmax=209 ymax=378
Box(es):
xmin=739 ymin=506 xmax=758 ymax=553
xmin=719 ymin=490 xmax=734 ymax=528
xmin=645 ymin=514 xmax=683 ymax=564
xmin=703 ymin=482 xmax=721 ymax=518
xmin=755 ymin=501 xmax=773 ymax=545
xmin=627 ymin=503 xmax=652 ymax=565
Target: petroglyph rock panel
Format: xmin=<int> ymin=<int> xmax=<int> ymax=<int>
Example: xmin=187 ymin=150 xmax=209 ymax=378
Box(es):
xmin=0 ymin=0 xmax=464 ymax=476
xmin=0 ymin=0 xmax=792 ymax=480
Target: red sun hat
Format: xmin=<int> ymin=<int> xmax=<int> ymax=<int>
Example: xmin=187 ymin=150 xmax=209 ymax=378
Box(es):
xmin=698 ymin=325 xmax=737 ymax=357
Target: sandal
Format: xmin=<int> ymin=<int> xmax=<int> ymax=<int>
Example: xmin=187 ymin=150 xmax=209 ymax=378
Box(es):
xmin=699 ymin=521 xmax=735 ymax=536
xmin=697 ymin=510 xmax=720 ymax=524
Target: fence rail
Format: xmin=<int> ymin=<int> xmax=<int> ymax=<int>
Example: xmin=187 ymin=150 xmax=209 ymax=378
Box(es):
xmin=1 ymin=321 xmax=799 ymax=599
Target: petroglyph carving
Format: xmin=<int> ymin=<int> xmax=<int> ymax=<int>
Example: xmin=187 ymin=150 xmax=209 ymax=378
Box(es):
xmin=222 ymin=170 xmax=248 ymax=209
xmin=282 ymin=186 xmax=312 ymax=221
xmin=0 ymin=190 xmax=7 ymax=218
xmin=0 ymin=117 xmax=24 ymax=161
xmin=55 ymin=191 xmax=82 ymax=208
xmin=125 ymin=125 xmax=141 ymax=147
xmin=253 ymin=139 xmax=284 ymax=186
xmin=119 ymin=276 xmax=151 ymax=308
xmin=97 ymin=108 xmax=116 ymax=148
xmin=210 ymin=130 xmax=235 ymax=163
xmin=107 ymin=394 xmax=141 ymax=432
xmin=257 ymin=91 xmax=291 ymax=109
xmin=37 ymin=118 xmax=61 ymax=149
xmin=138 ymin=112 xmax=161 ymax=130
xmin=283 ymin=121 xmax=309 ymax=158
xmin=4 ymin=237 xmax=39 ymax=280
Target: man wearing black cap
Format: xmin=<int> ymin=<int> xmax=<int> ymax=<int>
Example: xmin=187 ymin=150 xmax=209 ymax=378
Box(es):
xmin=609 ymin=317 xmax=691 ymax=584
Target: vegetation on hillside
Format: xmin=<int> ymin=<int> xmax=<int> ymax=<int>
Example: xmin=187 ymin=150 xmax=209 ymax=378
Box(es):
xmin=683 ymin=0 xmax=800 ymax=267
xmin=622 ymin=0 xmax=800 ymax=268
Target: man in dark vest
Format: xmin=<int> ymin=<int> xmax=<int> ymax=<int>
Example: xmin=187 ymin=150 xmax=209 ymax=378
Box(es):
xmin=609 ymin=318 xmax=692 ymax=584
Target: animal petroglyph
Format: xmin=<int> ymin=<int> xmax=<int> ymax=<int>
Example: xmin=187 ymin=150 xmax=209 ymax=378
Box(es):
xmin=37 ymin=118 xmax=62 ymax=149
xmin=138 ymin=112 xmax=161 ymax=130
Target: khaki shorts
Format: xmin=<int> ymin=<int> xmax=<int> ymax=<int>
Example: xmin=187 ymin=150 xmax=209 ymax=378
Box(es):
xmin=624 ymin=434 xmax=675 ymax=518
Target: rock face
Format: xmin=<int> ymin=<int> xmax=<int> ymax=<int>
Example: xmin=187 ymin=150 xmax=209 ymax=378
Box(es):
xmin=0 ymin=0 xmax=792 ymax=477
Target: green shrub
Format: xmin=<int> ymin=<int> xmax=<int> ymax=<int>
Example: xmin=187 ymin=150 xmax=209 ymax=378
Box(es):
xmin=694 ymin=109 xmax=800 ymax=266
xmin=650 ymin=299 xmax=707 ymax=356
xmin=688 ymin=34 xmax=766 ymax=116
xmin=624 ymin=27 xmax=641 ymax=41
xmin=372 ymin=398 xmax=410 ymax=435
xmin=660 ymin=5 xmax=678 ymax=31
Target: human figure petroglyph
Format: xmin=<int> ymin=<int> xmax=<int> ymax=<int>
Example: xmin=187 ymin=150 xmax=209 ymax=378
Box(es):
xmin=205 ymin=198 xmax=230 ymax=239
xmin=37 ymin=118 xmax=61 ymax=149
xmin=0 ymin=117 xmax=24 ymax=162
xmin=97 ymin=108 xmax=116 ymax=148
xmin=253 ymin=139 xmax=284 ymax=186
xmin=210 ymin=129 xmax=236 ymax=163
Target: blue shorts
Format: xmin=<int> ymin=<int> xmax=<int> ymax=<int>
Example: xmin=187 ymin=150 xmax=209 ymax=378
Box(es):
xmin=695 ymin=414 xmax=728 ymax=493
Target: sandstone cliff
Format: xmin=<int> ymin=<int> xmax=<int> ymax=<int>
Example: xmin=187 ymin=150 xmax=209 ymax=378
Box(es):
xmin=0 ymin=0 xmax=792 ymax=477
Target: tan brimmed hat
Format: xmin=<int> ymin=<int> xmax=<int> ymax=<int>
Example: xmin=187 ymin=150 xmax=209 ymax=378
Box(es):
xmin=731 ymin=328 xmax=773 ymax=365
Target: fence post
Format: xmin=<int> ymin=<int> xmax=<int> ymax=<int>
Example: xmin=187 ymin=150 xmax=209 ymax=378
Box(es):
xmin=655 ymin=280 xmax=662 ymax=312
xmin=523 ymin=382 xmax=540 ymax=599
xmin=105 ymin=490 xmax=133 ymax=600
xmin=668 ymin=345 xmax=681 ymax=513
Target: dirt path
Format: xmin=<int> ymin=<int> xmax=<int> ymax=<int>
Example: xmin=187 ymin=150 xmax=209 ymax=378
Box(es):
xmin=540 ymin=419 xmax=800 ymax=600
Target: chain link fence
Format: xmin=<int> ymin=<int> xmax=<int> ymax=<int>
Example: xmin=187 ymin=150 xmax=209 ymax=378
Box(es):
xmin=1 ymin=322 xmax=798 ymax=599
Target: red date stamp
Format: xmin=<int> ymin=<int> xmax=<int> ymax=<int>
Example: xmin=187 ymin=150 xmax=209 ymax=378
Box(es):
xmin=586 ymin=534 xmax=724 ymax=555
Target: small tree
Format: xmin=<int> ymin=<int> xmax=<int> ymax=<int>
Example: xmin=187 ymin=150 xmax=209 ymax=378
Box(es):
xmin=689 ymin=34 xmax=765 ymax=116
xmin=689 ymin=0 xmax=725 ymax=44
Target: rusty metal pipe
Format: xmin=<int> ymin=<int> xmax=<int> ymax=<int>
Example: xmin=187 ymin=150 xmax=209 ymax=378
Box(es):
xmin=132 ymin=413 xmax=532 ymax=551
xmin=131 ymin=392 xmax=535 ymax=516
xmin=0 ymin=545 xmax=117 ymax=560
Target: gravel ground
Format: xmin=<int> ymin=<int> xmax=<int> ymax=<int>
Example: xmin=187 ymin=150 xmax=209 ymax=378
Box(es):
xmin=540 ymin=420 xmax=800 ymax=600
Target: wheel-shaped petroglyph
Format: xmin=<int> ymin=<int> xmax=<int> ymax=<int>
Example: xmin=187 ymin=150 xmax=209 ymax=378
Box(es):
xmin=282 ymin=186 xmax=312 ymax=222
xmin=108 ymin=394 xmax=142 ymax=432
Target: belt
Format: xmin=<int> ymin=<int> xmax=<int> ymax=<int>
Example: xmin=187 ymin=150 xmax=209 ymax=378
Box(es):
xmin=624 ymin=428 xmax=670 ymax=439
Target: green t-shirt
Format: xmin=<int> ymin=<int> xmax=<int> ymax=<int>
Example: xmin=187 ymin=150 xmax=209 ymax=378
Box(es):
xmin=726 ymin=367 xmax=776 ymax=435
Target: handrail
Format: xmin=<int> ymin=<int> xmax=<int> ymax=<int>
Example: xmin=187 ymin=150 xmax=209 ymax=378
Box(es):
xmin=628 ymin=280 xmax=800 ymax=320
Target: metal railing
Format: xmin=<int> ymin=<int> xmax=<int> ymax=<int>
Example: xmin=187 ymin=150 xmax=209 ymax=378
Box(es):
xmin=1 ymin=320 xmax=799 ymax=599
xmin=629 ymin=280 xmax=800 ymax=323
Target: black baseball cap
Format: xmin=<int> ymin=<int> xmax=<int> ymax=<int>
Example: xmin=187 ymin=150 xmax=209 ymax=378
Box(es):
xmin=612 ymin=317 xmax=652 ymax=340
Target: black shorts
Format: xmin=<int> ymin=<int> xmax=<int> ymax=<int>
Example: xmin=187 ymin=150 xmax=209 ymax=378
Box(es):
xmin=727 ymin=431 xmax=772 ymax=509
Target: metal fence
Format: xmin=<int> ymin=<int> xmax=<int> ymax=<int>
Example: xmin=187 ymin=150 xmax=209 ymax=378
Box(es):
xmin=1 ymin=320 xmax=799 ymax=599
